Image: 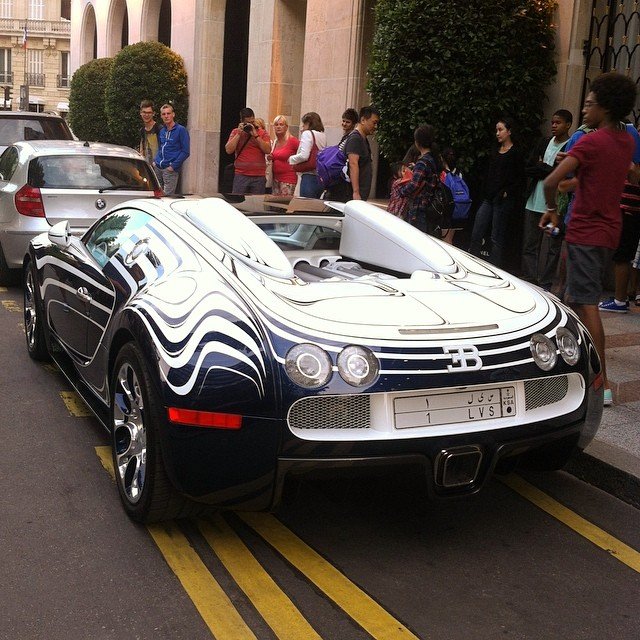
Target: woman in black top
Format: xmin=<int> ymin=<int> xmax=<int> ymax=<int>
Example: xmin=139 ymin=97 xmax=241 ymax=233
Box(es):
xmin=468 ymin=117 xmax=524 ymax=267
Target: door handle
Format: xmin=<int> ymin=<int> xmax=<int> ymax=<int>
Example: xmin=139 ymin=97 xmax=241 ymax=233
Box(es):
xmin=76 ymin=286 xmax=92 ymax=303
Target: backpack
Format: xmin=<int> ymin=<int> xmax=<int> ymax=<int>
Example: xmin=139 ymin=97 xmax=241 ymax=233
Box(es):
xmin=316 ymin=145 xmax=347 ymax=188
xmin=424 ymin=180 xmax=455 ymax=232
xmin=443 ymin=171 xmax=472 ymax=221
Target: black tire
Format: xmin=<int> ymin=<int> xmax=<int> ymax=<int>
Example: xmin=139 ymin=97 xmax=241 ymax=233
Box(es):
xmin=23 ymin=259 xmax=50 ymax=361
xmin=110 ymin=342 xmax=190 ymax=523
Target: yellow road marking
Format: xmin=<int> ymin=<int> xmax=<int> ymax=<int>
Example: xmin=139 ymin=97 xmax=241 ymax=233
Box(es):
xmin=59 ymin=391 xmax=93 ymax=417
xmin=502 ymin=474 xmax=640 ymax=573
xmin=240 ymin=512 xmax=419 ymax=639
xmin=148 ymin=521 xmax=256 ymax=640
xmin=92 ymin=449 xmax=256 ymax=638
xmin=2 ymin=300 xmax=21 ymax=312
xmin=199 ymin=515 xmax=322 ymax=640
xmin=95 ymin=446 xmax=114 ymax=479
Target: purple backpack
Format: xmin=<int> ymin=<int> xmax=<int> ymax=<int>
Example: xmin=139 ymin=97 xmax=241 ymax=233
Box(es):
xmin=316 ymin=145 xmax=347 ymax=188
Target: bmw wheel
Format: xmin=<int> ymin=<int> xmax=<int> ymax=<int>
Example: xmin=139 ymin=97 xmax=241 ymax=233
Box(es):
xmin=23 ymin=259 xmax=50 ymax=361
xmin=110 ymin=342 xmax=187 ymax=522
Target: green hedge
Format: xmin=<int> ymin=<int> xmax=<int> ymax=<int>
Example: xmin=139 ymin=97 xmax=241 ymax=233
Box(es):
xmin=368 ymin=0 xmax=557 ymax=174
xmin=68 ymin=57 xmax=114 ymax=142
xmin=104 ymin=41 xmax=189 ymax=147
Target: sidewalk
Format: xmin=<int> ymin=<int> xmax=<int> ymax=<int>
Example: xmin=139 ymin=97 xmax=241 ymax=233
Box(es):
xmin=565 ymin=299 xmax=640 ymax=508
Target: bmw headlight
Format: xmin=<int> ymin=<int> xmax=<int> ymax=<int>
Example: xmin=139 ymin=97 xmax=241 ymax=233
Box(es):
xmin=530 ymin=333 xmax=557 ymax=371
xmin=556 ymin=327 xmax=580 ymax=366
xmin=337 ymin=345 xmax=379 ymax=386
xmin=285 ymin=343 xmax=332 ymax=388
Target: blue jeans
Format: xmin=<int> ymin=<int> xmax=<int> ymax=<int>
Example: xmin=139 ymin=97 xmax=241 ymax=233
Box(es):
xmin=468 ymin=195 xmax=514 ymax=267
xmin=300 ymin=173 xmax=323 ymax=198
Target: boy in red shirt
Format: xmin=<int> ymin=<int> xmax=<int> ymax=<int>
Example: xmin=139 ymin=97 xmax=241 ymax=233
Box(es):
xmin=541 ymin=72 xmax=637 ymax=406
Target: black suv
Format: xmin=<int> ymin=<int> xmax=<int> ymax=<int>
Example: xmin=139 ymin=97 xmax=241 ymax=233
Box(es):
xmin=0 ymin=111 xmax=73 ymax=152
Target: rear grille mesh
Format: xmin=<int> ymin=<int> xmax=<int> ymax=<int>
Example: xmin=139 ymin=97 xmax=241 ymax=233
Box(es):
xmin=524 ymin=375 xmax=569 ymax=411
xmin=288 ymin=395 xmax=371 ymax=430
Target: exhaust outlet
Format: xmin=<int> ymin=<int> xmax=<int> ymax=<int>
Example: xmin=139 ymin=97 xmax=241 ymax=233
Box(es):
xmin=435 ymin=446 xmax=483 ymax=488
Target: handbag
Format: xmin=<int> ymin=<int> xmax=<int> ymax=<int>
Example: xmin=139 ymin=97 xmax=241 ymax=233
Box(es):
xmin=293 ymin=131 xmax=317 ymax=173
xmin=265 ymin=140 xmax=275 ymax=189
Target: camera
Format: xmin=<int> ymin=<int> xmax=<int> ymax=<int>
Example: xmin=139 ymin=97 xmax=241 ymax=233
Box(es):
xmin=242 ymin=123 xmax=253 ymax=133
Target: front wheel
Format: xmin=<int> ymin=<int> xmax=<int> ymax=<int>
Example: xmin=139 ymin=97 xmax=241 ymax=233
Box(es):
xmin=23 ymin=260 xmax=50 ymax=361
xmin=110 ymin=342 xmax=189 ymax=522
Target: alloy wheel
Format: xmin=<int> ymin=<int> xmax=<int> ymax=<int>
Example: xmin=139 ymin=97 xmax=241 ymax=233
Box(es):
xmin=113 ymin=362 xmax=147 ymax=504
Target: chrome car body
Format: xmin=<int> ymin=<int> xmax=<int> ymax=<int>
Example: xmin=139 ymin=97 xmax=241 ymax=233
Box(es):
xmin=0 ymin=140 xmax=161 ymax=283
xmin=23 ymin=196 xmax=603 ymax=522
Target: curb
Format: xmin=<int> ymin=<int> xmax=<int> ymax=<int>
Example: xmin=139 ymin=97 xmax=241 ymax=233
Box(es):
xmin=565 ymin=440 xmax=640 ymax=509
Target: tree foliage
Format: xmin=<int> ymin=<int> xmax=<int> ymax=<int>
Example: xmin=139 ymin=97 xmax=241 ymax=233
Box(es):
xmin=68 ymin=57 xmax=114 ymax=142
xmin=368 ymin=0 xmax=557 ymax=175
xmin=104 ymin=41 xmax=189 ymax=147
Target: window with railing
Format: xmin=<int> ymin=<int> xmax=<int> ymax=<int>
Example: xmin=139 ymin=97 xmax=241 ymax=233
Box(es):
xmin=27 ymin=49 xmax=43 ymax=86
xmin=0 ymin=0 xmax=12 ymax=19
xmin=28 ymin=0 xmax=43 ymax=20
xmin=0 ymin=48 xmax=11 ymax=84
xmin=58 ymin=51 xmax=68 ymax=87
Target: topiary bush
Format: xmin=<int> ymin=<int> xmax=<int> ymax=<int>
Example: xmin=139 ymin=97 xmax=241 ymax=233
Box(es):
xmin=104 ymin=41 xmax=189 ymax=147
xmin=368 ymin=0 xmax=557 ymax=175
xmin=68 ymin=57 xmax=114 ymax=142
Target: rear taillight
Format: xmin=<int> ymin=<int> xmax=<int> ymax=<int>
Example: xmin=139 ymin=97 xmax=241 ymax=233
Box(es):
xmin=15 ymin=184 xmax=45 ymax=217
xmin=154 ymin=188 xmax=163 ymax=197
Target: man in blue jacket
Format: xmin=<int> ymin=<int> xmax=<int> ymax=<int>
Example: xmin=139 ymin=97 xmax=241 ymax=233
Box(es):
xmin=154 ymin=103 xmax=190 ymax=195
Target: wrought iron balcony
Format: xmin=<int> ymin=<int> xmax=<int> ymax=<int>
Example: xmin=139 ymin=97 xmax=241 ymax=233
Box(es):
xmin=27 ymin=72 xmax=45 ymax=87
xmin=57 ymin=74 xmax=69 ymax=88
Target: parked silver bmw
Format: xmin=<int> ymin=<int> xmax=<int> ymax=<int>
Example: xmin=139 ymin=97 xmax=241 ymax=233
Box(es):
xmin=0 ymin=140 xmax=162 ymax=284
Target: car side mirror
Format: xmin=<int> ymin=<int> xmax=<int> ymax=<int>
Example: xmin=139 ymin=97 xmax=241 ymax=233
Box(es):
xmin=48 ymin=220 xmax=71 ymax=248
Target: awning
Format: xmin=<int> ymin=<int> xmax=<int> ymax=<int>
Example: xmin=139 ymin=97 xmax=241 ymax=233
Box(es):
xmin=28 ymin=96 xmax=45 ymax=105
xmin=57 ymin=101 xmax=69 ymax=111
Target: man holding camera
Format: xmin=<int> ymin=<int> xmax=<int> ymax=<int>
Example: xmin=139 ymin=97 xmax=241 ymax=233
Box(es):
xmin=224 ymin=107 xmax=271 ymax=194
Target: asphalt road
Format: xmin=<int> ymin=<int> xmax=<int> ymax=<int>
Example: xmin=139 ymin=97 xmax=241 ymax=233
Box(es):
xmin=1 ymin=282 xmax=639 ymax=640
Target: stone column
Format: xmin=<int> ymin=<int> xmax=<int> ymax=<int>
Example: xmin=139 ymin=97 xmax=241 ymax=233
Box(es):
xmin=171 ymin=0 xmax=226 ymax=195
xmin=544 ymin=0 xmax=591 ymax=125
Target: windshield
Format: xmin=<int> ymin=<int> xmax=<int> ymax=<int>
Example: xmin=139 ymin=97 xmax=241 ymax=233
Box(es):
xmin=28 ymin=155 xmax=159 ymax=191
xmin=0 ymin=117 xmax=72 ymax=145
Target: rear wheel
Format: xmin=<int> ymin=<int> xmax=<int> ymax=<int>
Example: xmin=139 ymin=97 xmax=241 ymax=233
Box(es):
xmin=110 ymin=342 xmax=191 ymax=523
xmin=23 ymin=259 xmax=50 ymax=361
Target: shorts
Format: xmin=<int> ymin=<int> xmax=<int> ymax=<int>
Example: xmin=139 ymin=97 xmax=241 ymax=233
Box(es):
xmin=565 ymin=243 xmax=613 ymax=306
xmin=612 ymin=211 xmax=640 ymax=262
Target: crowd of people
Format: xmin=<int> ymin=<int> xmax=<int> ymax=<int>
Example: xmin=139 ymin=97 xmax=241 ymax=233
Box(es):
xmin=140 ymin=71 xmax=640 ymax=407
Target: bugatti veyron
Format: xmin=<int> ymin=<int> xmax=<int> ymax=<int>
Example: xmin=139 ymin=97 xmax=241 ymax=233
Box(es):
xmin=23 ymin=196 xmax=603 ymax=522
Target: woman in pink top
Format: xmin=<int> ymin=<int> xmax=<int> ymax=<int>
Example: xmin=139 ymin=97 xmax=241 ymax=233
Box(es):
xmin=269 ymin=115 xmax=299 ymax=196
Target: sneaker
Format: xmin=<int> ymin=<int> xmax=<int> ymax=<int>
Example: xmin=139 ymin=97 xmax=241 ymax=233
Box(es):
xmin=598 ymin=298 xmax=629 ymax=313
xmin=603 ymin=388 xmax=613 ymax=406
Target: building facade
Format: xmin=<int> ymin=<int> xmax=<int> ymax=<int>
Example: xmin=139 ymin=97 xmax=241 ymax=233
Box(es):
xmin=0 ymin=0 xmax=70 ymax=114
xmin=70 ymin=0 xmax=640 ymax=195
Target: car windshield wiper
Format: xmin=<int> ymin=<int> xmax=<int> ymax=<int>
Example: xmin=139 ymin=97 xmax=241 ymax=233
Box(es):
xmin=98 ymin=185 xmax=146 ymax=193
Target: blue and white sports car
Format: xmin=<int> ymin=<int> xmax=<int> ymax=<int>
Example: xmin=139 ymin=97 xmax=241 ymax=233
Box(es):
xmin=23 ymin=196 xmax=603 ymax=522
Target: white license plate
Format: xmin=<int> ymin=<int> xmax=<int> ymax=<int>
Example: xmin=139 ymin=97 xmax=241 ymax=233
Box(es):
xmin=394 ymin=386 xmax=516 ymax=429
